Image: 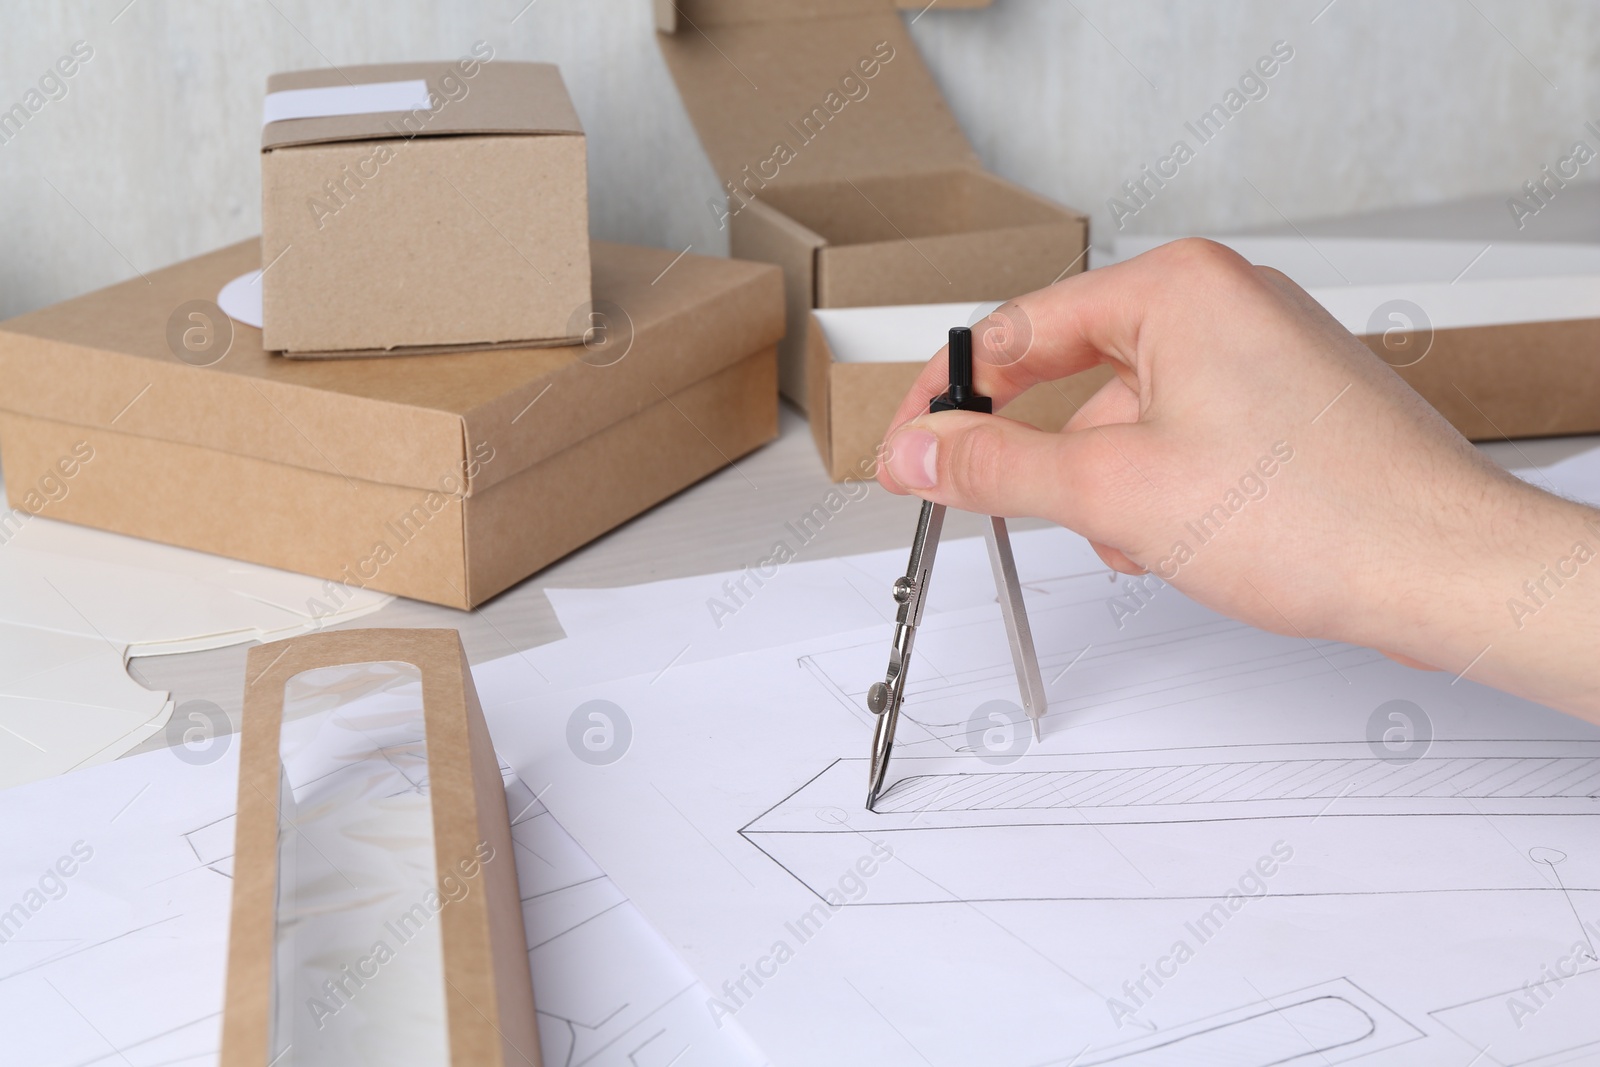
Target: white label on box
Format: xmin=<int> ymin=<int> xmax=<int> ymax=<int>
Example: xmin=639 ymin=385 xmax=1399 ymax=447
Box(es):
xmin=262 ymin=78 xmax=432 ymax=126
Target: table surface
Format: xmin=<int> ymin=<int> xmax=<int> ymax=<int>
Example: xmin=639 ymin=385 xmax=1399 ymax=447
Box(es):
xmin=128 ymin=182 xmax=1600 ymax=748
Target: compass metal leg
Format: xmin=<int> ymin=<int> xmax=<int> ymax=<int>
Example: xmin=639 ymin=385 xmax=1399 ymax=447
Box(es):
xmin=984 ymin=515 xmax=1048 ymax=740
xmin=865 ymin=500 xmax=946 ymax=808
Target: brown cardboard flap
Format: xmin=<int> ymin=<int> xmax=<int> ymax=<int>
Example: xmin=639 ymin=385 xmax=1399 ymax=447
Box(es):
xmin=816 ymin=220 xmax=1086 ymax=307
xmin=263 ymin=62 xmax=582 ymax=150
xmin=730 ymin=198 xmax=827 ymax=398
xmin=222 ymin=628 xmax=540 ymax=1067
xmin=656 ymin=8 xmax=975 ymax=185
xmin=763 ymin=168 xmax=1076 ymax=244
xmin=805 ymin=308 xmax=838 ymax=471
xmin=0 ymin=240 xmax=784 ymax=497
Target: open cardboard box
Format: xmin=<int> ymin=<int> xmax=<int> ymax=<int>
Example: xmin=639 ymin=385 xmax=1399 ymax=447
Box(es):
xmin=806 ymin=301 xmax=1113 ymax=480
xmin=655 ymin=0 xmax=1088 ymax=416
xmin=753 ymin=168 xmax=1082 ymax=310
xmin=0 ymin=240 xmax=783 ymax=608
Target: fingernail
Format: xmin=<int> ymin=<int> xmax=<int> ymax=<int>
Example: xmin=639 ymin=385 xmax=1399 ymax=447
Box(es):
xmin=887 ymin=428 xmax=938 ymax=489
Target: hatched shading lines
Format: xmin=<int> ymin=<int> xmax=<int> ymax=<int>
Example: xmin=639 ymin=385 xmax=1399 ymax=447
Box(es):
xmin=873 ymin=756 xmax=1600 ymax=813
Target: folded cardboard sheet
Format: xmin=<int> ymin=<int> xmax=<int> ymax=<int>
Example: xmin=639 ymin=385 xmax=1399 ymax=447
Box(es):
xmin=656 ymin=0 xmax=1086 ymax=409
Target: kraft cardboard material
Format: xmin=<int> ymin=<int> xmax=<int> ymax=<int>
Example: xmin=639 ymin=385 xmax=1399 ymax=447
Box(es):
xmin=806 ymin=306 xmax=1600 ymax=482
xmin=656 ymin=0 xmax=1087 ymax=408
xmin=222 ymin=628 xmax=539 ymax=1067
xmin=0 ymin=240 xmax=783 ymax=607
xmin=805 ymin=309 xmax=1112 ymax=481
xmin=653 ymin=1 xmax=994 ymax=40
xmin=1362 ymin=319 xmax=1600 ymax=440
xmin=261 ymin=61 xmax=590 ymax=356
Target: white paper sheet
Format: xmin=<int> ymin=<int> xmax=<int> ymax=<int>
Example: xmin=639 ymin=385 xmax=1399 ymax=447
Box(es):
xmin=486 ymin=526 xmax=1600 ymax=1066
xmin=0 ymin=624 xmax=173 ymax=787
xmin=0 ymin=513 xmax=390 ymax=656
xmin=1512 ymin=441 xmax=1600 ymax=505
xmin=0 ymin=692 xmax=765 ymax=1067
xmin=0 ymin=482 xmax=390 ymax=789
xmin=539 ymin=526 xmax=1113 ymax=690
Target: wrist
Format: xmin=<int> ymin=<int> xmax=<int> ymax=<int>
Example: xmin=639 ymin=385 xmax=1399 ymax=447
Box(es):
xmin=1376 ymin=471 xmax=1600 ymax=715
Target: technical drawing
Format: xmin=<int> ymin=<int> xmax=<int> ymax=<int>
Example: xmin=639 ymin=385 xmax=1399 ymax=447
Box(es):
xmin=1430 ymin=965 xmax=1600 ymax=1066
xmin=740 ymin=742 xmax=1600 ymax=902
xmin=1077 ymin=978 xmax=1423 ymax=1066
xmin=518 ymin=525 xmax=1600 ymax=1067
xmin=2 ymin=707 xmax=763 ymax=1067
xmin=183 ymin=812 xmax=237 ymax=879
xmin=798 ymin=564 xmax=1385 ymax=747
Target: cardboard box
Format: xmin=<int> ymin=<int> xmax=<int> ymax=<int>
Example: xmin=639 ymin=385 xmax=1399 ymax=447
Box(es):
xmin=806 ymin=303 xmax=1113 ymax=480
xmin=0 ymin=239 xmax=783 ymax=608
xmin=1113 ymin=233 xmax=1600 ymax=442
xmin=222 ymin=628 xmax=538 ymax=1066
xmin=655 ymin=0 xmax=1088 ymax=409
xmin=261 ymin=59 xmax=590 ymax=357
xmin=1374 ymin=319 xmax=1600 ymax=439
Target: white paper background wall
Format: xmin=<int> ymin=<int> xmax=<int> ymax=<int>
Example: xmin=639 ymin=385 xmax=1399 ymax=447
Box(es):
xmin=1 ymin=0 xmax=1597 ymax=320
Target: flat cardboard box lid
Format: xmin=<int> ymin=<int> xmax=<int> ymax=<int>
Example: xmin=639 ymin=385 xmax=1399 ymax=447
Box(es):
xmin=657 ymin=0 xmax=978 ymax=185
xmin=0 ymin=240 xmax=783 ymax=497
xmin=262 ymin=61 xmax=583 ymax=150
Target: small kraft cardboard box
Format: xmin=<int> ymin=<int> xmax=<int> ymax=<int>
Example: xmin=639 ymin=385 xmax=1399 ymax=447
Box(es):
xmin=0 ymin=239 xmax=782 ymax=608
xmin=654 ymin=0 xmax=1090 ymax=413
xmin=806 ymin=302 xmax=1114 ymax=481
xmin=222 ymin=628 xmax=538 ymax=1066
xmin=261 ymin=57 xmax=590 ymax=357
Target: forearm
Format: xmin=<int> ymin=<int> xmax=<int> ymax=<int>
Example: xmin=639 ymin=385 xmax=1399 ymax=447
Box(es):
xmin=1376 ymin=478 xmax=1600 ymax=719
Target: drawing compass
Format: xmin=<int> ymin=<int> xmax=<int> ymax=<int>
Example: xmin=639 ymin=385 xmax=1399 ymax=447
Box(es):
xmin=864 ymin=326 xmax=1048 ymax=809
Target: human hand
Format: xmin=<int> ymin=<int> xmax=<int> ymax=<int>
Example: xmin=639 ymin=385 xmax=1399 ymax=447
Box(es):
xmin=876 ymin=239 xmax=1600 ymax=719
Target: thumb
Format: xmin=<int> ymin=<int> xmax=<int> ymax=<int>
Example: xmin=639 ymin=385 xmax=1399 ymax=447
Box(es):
xmin=880 ymin=411 xmax=1130 ymax=535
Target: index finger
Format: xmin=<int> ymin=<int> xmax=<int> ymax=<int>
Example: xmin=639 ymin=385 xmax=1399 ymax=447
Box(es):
xmin=878 ymin=239 xmax=1235 ymax=438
